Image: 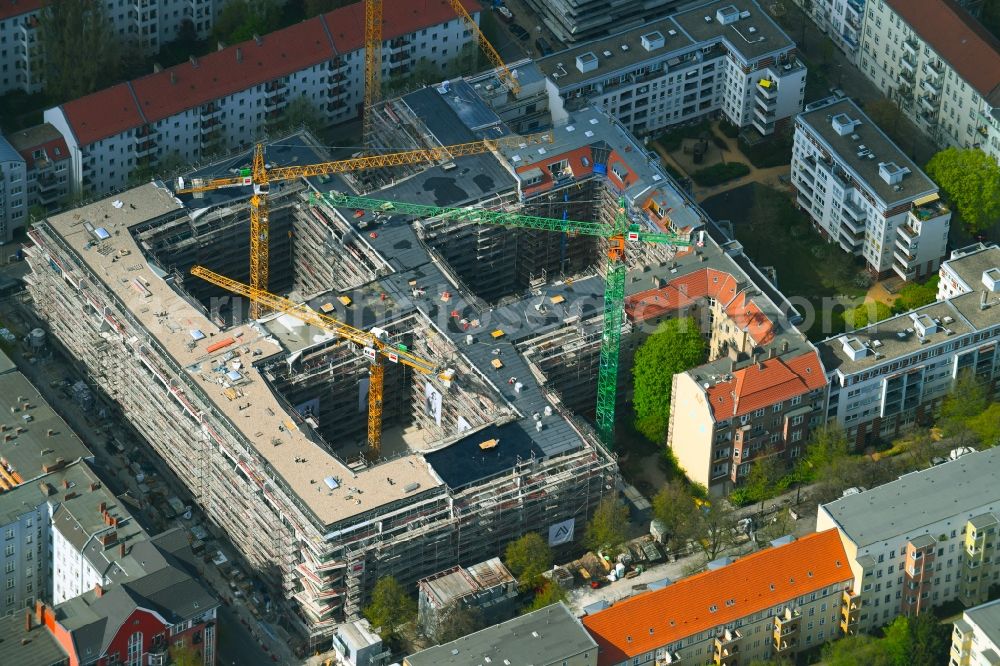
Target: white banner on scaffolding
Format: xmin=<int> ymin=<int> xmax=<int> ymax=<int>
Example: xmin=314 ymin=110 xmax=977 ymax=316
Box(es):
xmin=548 ymin=518 xmax=575 ymax=547
xmin=424 ymin=382 xmax=443 ymax=426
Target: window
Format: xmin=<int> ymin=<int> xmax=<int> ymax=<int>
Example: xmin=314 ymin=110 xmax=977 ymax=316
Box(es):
xmin=127 ymin=632 xmax=143 ymax=666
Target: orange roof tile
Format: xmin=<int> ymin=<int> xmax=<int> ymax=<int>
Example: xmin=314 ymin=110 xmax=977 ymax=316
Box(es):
xmin=0 ymin=0 xmax=43 ymax=21
xmin=516 ymin=146 xmax=594 ymax=196
xmin=704 ymin=351 xmax=826 ymax=421
xmin=58 ymin=0 xmax=482 ymax=146
xmin=582 ymin=530 xmax=851 ymax=666
xmin=606 ymin=150 xmax=638 ymax=190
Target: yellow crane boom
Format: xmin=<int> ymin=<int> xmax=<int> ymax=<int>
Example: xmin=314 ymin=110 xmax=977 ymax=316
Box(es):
xmin=363 ymin=0 xmax=383 ymax=149
xmin=190 ymin=265 xmax=439 ymax=458
xmin=446 ymin=0 xmax=521 ymax=95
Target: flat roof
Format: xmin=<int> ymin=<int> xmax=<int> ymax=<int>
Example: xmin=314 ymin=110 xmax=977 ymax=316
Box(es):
xmin=0 ymin=348 xmax=15 ymax=375
xmin=797 ymin=98 xmax=936 ymax=206
xmin=0 ymin=459 xmax=94 ymax=526
xmin=0 ymin=372 xmax=92 ymax=482
xmin=941 ymin=244 xmax=1000 ymax=293
xmin=405 ymin=602 xmax=597 ymax=666
xmin=0 ymin=612 xmax=68 ymax=666
xmin=819 ymin=447 xmax=1000 ymax=548
xmin=39 ymin=183 xmax=443 ymax=529
xmin=967 ymin=599 xmax=1000 ymax=646
xmin=537 ymin=0 xmax=794 ymax=90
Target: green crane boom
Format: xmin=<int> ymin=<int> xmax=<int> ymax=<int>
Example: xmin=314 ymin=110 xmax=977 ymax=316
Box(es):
xmin=312 ymin=191 xmax=692 ymax=447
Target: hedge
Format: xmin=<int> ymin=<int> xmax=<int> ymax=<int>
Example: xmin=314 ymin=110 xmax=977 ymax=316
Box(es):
xmin=690 ymin=162 xmax=750 ymax=186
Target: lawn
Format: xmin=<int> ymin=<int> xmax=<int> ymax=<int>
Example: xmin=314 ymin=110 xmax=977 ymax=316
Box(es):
xmin=701 ymin=183 xmax=868 ymax=340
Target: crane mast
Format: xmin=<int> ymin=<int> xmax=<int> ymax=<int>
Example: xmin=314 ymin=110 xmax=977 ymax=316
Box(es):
xmin=363 ymin=0 xmax=383 ymax=150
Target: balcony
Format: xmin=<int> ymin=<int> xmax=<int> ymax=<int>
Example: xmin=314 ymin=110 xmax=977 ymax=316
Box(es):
xmin=756 ymin=77 xmax=779 ymax=100
xmin=919 ymin=95 xmax=939 ymax=113
xmin=199 ymin=103 xmax=221 ymax=119
xmin=896 ymin=222 xmax=919 ymax=244
xmin=656 ymin=653 xmax=684 ymax=665
xmin=921 ymin=78 xmax=940 ymax=96
xmin=911 ymin=198 xmax=949 ymax=222
xmin=902 ymin=39 xmax=918 ymax=57
xmin=841 ymin=590 xmax=861 ymax=635
xmin=923 ymin=61 xmax=943 ymax=79
xmin=713 ymin=629 xmax=743 ymax=665
xmin=900 ymin=55 xmax=915 ymax=73
xmin=773 ymin=608 xmax=801 ymax=652
xmin=134 ymin=139 xmax=157 ymax=157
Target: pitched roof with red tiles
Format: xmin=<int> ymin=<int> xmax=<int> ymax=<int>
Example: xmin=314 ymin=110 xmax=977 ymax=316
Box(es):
xmin=56 ymin=0 xmax=482 ymax=146
xmin=6 ymin=123 xmax=70 ymax=169
xmin=704 ymin=350 xmax=826 ymax=421
xmin=0 ymin=0 xmax=43 ymax=21
xmin=582 ymin=530 xmax=851 ymax=666
xmin=516 ymin=145 xmax=595 ymax=196
xmin=886 ymin=0 xmax=1000 ymax=102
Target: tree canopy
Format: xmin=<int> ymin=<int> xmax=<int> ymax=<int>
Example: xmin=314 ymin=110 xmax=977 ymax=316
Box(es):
xmin=213 ymin=0 xmax=284 ymax=45
xmin=584 ymin=497 xmax=629 ymax=554
xmin=925 ymin=148 xmax=1000 ymax=234
xmin=651 ymin=481 xmax=699 ymax=553
xmin=893 ymin=275 xmax=939 ymax=313
xmin=364 ymin=576 xmax=417 ymax=643
xmin=848 ymin=300 xmax=892 ymax=329
xmin=632 ymin=317 xmax=706 ymax=442
xmin=822 ymin=613 xmax=949 ymax=666
xmin=940 ymin=371 xmax=990 ymax=445
xmin=39 ymin=0 xmax=125 ymax=100
xmin=524 ymin=581 xmax=567 ymax=613
xmin=435 ymin=605 xmax=484 ymax=644
xmin=503 ymin=532 xmax=552 ymax=587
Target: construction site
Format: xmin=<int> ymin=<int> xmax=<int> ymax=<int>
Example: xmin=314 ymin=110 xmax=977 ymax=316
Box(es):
xmin=14 ymin=3 xmax=812 ymax=641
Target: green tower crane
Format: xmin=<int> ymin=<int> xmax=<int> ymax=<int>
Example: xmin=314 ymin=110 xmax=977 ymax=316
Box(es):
xmin=312 ymin=192 xmax=692 ymax=447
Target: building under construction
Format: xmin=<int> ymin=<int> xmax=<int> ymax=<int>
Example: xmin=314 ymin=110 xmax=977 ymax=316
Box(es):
xmin=21 ymin=75 xmax=733 ymax=644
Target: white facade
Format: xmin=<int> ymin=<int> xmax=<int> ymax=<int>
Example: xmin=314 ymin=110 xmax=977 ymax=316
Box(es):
xmin=44 ymin=11 xmax=479 ymax=196
xmin=855 ymin=0 xmax=1000 ymax=163
xmin=792 ymin=98 xmax=949 ymax=279
xmin=0 ymin=0 xmax=226 ymax=95
xmin=539 ymin=1 xmax=806 ymax=138
xmin=50 ymin=521 xmax=104 ymax=606
xmin=938 ymin=244 xmax=1000 ymax=302
xmin=0 ymin=135 xmax=27 ymax=244
xmin=951 ymin=599 xmax=1000 ymax=666
xmin=790 ymin=0 xmax=864 ymax=63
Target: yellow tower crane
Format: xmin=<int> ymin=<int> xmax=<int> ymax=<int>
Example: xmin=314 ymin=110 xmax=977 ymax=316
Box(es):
xmin=174 ymin=131 xmax=552 ymax=318
xmin=190 ymin=265 xmax=440 ymax=459
xmin=446 ymin=0 xmax=521 ymax=95
xmin=363 ymin=0 xmax=382 ymax=149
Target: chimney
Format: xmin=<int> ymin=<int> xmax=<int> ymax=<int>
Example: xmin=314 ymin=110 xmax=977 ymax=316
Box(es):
xmin=170 ymin=71 xmax=177 ymax=85
xmin=782 ymin=340 xmax=789 ymax=352
xmin=99 ymin=531 xmax=118 ymax=547
xmin=217 ymin=40 xmax=226 ymax=51
xmin=46 ymin=429 xmax=55 ymax=437
xmin=120 ymin=542 xmax=127 ymax=558
xmin=89 ymin=482 xmax=97 ymax=492
xmin=769 ymin=347 xmax=776 ymax=359
xmin=94 ymin=584 xmax=104 ymax=598
xmin=982 ymin=290 xmax=990 ymax=311
xmin=152 ymin=62 xmax=162 ymax=73
xmin=99 ymin=501 xmax=106 ymax=513
xmin=189 ymin=55 xmax=199 ymax=67
xmin=62 ymin=479 xmax=70 ymax=489
xmin=236 ymin=47 xmax=242 ymax=63
xmin=25 ymin=609 xmax=32 ymax=632
xmin=35 ymin=599 xmax=44 ymax=624
xmin=254 ymin=33 xmax=263 ymax=46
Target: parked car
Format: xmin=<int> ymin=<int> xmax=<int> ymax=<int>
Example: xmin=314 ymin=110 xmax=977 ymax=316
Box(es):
xmin=510 ymin=23 xmax=529 ymax=41
xmin=535 ymin=37 xmax=553 ymax=56
xmin=495 ymin=5 xmax=514 ymax=22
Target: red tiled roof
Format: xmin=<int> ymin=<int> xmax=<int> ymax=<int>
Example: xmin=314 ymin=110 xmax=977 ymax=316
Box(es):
xmin=60 ymin=84 xmax=146 ymax=146
xmin=582 ymin=530 xmax=851 ymax=666
xmin=704 ymin=350 xmax=826 ymax=421
xmin=516 ymin=146 xmax=595 ymax=196
xmin=606 ymin=150 xmax=638 ymax=190
xmin=885 ymin=0 xmax=1000 ymax=101
xmin=57 ymin=0 xmax=482 ymax=146
xmin=0 ymin=0 xmax=43 ymax=21
xmin=18 ymin=136 xmax=69 ymax=170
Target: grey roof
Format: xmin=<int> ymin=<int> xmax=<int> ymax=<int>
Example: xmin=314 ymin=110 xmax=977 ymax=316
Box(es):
xmin=0 ymin=372 xmax=93 ymax=481
xmin=0 ymin=613 xmax=69 ymax=666
xmin=404 ymin=602 xmax=597 ymax=666
xmin=5 ymin=122 xmax=66 ymax=153
xmin=819 ymin=447 xmax=1000 ymax=548
xmin=537 ymin=0 xmax=793 ymax=89
xmin=797 ymin=98 xmax=937 ymax=207
xmin=941 ymin=244 xmax=1000 ymax=294
xmin=55 ymin=528 xmax=218 ymax=661
xmin=0 ymin=133 xmax=22 ymax=165
xmin=0 ymin=460 xmax=94 ymax=526
xmin=0 ymin=348 xmax=14 ymax=375
xmin=967 ymin=599 xmax=1000 ymax=645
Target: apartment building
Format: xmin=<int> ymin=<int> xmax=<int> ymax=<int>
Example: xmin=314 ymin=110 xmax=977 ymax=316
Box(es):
xmin=855 ymin=0 xmax=1000 ymax=162
xmin=938 ymin=243 xmax=1000 ymax=301
xmin=817 ymin=243 xmax=1000 ymax=447
xmin=537 ymin=0 xmax=806 ymax=138
xmin=42 ymin=529 xmax=219 ymax=666
xmin=43 ymin=0 xmax=482 ymax=196
xmin=0 ymin=609 xmax=69 ymax=666
xmin=0 ymin=0 xmax=225 ymax=95
xmin=417 ymin=558 xmax=518 ymax=639
xmin=792 ymin=97 xmax=950 ymax=280
xmin=406 ymin=602 xmax=597 ymax=666
xmin=0 ymin=134 xmax=28 ymax=244
xmin=951 ymin=598 xmax=1000 ymax=666
xmin=582 ymin=530 xmax=854 ymax=666
xmin=817 ymin=447 xmax=1000 ymax=633
xmin=521 ymin=0 xmax=681 ymax=45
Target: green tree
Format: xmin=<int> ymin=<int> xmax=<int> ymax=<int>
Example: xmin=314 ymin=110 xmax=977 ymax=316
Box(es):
xmin=584 ymin=496 xmax=629 ymax=554
xmin=744 ymin=455 xmax=785 ymax=511
xmin=940 ymin=371 xmax=990 ymax=444
xmin=881 ymin=615 xmax=912 ymax=665
xmin=848 ymin=300 xmax=892 ymax=329
xmin=893 ymin=275 xmax=939 ymax=312
xmin=821 ymin=633 xmax=894 ymax=666
xmin=213 ymin=0 xmax=283 ymax=45
xmin=435 ymin=605 xmax=484 ymax=644
xmin=524 ymin=580 xmax=567 ymax=612
xmin=755 ymin=507 xmax=795 ymax=544
xmin=798 ymin=424 xmax=850 ymax=481
xmin=632 ymin=317 xmax=706 ymax=442
xmin=38 ymin=0 xmax=125 ymax=100
xmin=363 ymin=576 xmax=417 ymax=643
xmin=651 ymin=481 xmax=698 ymax=553
xmin=268 ymin=97 xmax=328 ymax=138
xmin=907 ymin=612 xmax=951 ymax=666
xmin=304 ymin=0 xmax=355 ymax=17
xmin=503 ymin=532 xmax=552 ymax=587
xmin=696 ymin=498 xmax=736 ymax=560
xmin=968 ymin=403 xmax=1000 ymax=447
xmin=925 ymin=148 xmax=1000 ymax=234
xmin=168 ymin=644 xmax=204 ymax=666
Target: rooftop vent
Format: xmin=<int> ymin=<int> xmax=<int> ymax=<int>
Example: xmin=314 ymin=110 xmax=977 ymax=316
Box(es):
xmin=911 ymin=313 xmax=938 ymax=337
xmin=575 ymin=52 xmax=599 ymax=73
xmin=704 ymin=15 xmax=713 ymax=23
xmin=641 ymin=31 xmax=665 ymax=51
xmin=878 ymin=161 xmax=911 ymax=185
xmin=716 ymin=6 xmax=740 ymax=24
xmin=668 ymin=29 xmax=678 ymax=36
xmin=841 ymin=336 xmax=869 ymax=361
xmin=982 ymin=268 xmax=1000 ymax=292
xmin=832 ymin=113 xmax=861 ymax=136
